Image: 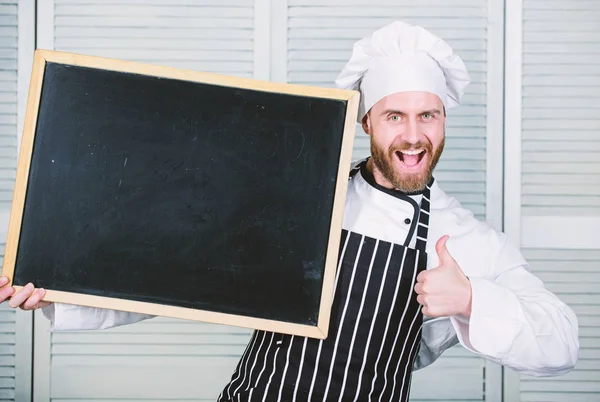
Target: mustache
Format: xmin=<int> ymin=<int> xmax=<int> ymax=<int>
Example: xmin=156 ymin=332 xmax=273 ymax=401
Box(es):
xmin=389 ymin=141 xmax=433 ymax=153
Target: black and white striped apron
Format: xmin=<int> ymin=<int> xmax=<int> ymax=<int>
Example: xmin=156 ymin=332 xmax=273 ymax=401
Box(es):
xmin=217 ymin=166 xmax=431 ymax=402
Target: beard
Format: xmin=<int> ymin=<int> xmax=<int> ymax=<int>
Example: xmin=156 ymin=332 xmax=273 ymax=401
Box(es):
xmin=370 ymin=136 xmax=444 ymax=193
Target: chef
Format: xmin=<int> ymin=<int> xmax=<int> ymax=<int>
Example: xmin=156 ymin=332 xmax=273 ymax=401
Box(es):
xmin=1 ymin=20 xmax=579 ymax=402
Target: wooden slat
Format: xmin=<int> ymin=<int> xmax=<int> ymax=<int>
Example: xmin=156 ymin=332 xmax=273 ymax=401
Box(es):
xmin=411 ymin=366 xmax=483 ymax=400
xmin=288 ymin=16 xmax=488 ymax=29
xmin=55 ymin=0 xmax=249 ymax=4
xmin=52 ymin=332 xmax=251 ymax=345
xmin=290 ymin=0 xmax=483 ymax=5
xmin=521 ymin=392 xmax=600 ymax=402
xmin=54 ymin=4 xmax=253 ymax=18
xmin=52 ymin=343 xmax=248 ymax=356
xmin=56 ymin=38 xmax=253 ymax=51
xmin=55 ymin=26 xmax=252 ymax=39
xmin=51 ymin=364 xmax=240 ymax=399
xmin=525 ymin=0 xmax=600 ymax=10
xmin=288 ymin=6 xmax=486 ymax=18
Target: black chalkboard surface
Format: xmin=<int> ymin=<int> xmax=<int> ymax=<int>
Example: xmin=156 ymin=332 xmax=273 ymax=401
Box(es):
xmin=2 ymin=50 xmax=359 ymax=339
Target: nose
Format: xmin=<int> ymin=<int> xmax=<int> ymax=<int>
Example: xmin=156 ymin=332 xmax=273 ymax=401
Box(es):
xmin=402 ymin=119 xmax=420 ymax=144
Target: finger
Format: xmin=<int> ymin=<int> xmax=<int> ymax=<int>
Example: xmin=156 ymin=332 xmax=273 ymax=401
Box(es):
xmin=0 ymin=276 xmax=9 ymax=287
xmin=416 ymin=270 xmax=428 ymax=283
xmin=435 ymin=235 xmax=456 ymax=266
xmin=422 ymin=305 xmax=431 ymax=317
xmin=414 ymin=283 xmax=424 ymax=294
xmin=0 ymin=285 xmax=15 ymax=303
xmin=423 ymin=305 xmax=438 ymax=318
xmin=8 ymin=283 xmax=34 ymax=308
xmin=22 ymin=288 xmax=46 ymax=310
xmin=417 ymin=294 xmax=426 ymax=306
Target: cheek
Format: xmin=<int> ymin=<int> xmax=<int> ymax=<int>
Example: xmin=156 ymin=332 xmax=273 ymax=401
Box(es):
xmin=425 ymin=124 xmax=445 ymax=148
xmin=370 ymin=123 xmax=397 ymax=149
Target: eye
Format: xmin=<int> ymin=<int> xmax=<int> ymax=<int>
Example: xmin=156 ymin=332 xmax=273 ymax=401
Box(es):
xmin=390 ymin=115 xmax=401 ymax=122
xmin=422 ymin=113 xmax=432 ymax=120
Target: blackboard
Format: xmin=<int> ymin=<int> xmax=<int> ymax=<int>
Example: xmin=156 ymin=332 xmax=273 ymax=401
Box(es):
xmin=1 ymin=50 xmax=359 ymax=339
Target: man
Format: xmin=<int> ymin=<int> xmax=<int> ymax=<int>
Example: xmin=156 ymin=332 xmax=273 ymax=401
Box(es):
xmin=1 ymin=21 xmax=578 ymax=401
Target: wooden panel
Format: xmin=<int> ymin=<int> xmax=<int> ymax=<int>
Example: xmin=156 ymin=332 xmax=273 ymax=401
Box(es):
xmin=53 ymin=0 xmax=255 ymax=77
xmin=0 ymin=2 xmax=18 ymax=401
xmin=0 ymin=0 xmax=17 ymax=207
xmin=521 ymin=248 xmax=600 ymax=401
xmin=521 ymin=0 xmax=600 ymax=216
xmin=51 ymin=321 xmax=251 ymax=400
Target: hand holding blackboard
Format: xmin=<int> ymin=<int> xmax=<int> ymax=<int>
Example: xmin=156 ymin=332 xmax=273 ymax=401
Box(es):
xmin=0 ymin=277 xmax=50 ymax=310
xmin=1 ymin=50 xmax=360 ymax=339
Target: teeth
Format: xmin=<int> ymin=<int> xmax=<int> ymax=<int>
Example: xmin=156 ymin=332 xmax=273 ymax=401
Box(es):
xmin=401 ymin=149 xmax=424 ymax=155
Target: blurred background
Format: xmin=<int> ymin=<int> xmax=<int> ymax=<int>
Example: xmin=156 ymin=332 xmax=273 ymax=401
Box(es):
xmin=0 ymin=0 xmax=598 ymax=401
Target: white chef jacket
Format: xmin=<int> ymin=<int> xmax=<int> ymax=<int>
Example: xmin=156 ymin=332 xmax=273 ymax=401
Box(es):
xmin=42 ymin=165 xmax=579 ymax=378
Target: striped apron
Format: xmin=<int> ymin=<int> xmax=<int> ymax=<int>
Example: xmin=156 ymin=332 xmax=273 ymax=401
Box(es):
xmin=217 ymin=170 xmax=431 ymax=402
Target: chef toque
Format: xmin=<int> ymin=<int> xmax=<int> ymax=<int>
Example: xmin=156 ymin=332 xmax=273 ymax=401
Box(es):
xmin=335 ymin=21 xmax=471 ymax=122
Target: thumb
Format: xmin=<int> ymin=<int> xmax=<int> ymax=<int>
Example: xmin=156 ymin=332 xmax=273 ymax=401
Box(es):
xmin=435 ymin=235 xmax=455 ymax=266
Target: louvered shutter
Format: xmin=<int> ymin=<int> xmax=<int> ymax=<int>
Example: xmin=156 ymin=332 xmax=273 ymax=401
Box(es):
xmin=0 ymin=250 xmax=15 ymax=402
xmin=0 ymin=1 xmax=17 ymax=209
xmin=52 ymin=0 xmax=255 ymax=77
xmin=38 ymin=1 xmax=256 ymax=400
xmin=0 ymin=248 xmax=15 ymax=402
xmin=519 ymin=250 xmax=600 ymax=401
xmin=285 ymin=1 xmax=497 ymax=401
xmin=0 ymin=1 xmax=18 ymax=401
xmin=510 ymin=0 xmax=600 ymax=400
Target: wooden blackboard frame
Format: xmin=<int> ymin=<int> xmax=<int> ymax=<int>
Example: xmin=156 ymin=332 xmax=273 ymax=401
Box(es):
xmin=1 ymin=49 xmax=360 ymax=339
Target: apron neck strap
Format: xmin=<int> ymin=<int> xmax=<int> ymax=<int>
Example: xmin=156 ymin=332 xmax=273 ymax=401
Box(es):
xmin=414 ymin=183 xmax=431 ymax=253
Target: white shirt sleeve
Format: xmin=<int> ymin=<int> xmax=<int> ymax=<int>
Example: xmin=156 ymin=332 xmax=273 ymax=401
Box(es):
xmin=41 ymin=303 xmax=154 ymax=331
xmin=449 ymin=237 xmax=579 ymax=377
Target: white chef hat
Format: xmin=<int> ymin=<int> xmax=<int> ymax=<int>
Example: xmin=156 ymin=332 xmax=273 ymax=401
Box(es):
xmin=335 ymin=21 xmax=471 ymax=122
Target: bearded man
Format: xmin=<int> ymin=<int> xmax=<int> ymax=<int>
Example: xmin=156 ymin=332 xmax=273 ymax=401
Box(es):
xmin=214 ymin=20 xmax=579 ymax=402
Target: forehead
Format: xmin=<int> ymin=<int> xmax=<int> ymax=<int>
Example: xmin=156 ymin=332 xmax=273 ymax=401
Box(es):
xmin=373 ymin=91 xmax=444 ymax=113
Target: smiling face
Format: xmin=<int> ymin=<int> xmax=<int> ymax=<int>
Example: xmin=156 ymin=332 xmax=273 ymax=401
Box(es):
xmin=362 ymin=91 xmax=446 ymax=193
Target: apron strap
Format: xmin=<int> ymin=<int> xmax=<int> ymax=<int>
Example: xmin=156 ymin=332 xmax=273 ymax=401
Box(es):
xmin=415 ymin=182 xmax=431 ymax=253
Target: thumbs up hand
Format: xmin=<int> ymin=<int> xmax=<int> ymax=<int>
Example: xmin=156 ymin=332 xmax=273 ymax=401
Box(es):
xmin=414 ymin=235 xmax=472 ymax=318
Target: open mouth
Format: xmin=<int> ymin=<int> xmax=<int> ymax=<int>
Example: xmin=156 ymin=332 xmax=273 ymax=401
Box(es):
xmin=395 ymin=149 xmax=427 ymax=168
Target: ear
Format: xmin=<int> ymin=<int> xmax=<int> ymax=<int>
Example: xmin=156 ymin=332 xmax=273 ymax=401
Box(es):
xmin=361 ymin=113 xmax=371 ymax=135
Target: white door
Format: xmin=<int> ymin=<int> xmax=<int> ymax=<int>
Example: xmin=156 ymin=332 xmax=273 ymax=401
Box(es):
xmin=504 ymin=0 xmax=600 ymax=400
xmin=0 ymin=1 xmax=33 ymax=401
